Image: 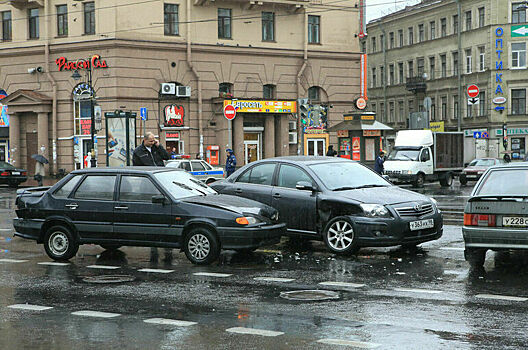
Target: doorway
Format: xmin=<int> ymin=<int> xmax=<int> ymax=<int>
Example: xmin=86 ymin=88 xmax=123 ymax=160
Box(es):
xmin=0 ymin=142 xmax=6 ymax=162
xmin=307 ymin=138 xmax=326 ymax=156
xmin=82 ymin=138 xmax=92 ymax=168
xmin=244 ymin=133 xmax=261 ymax=164
xmin=26 ymin=133 xmax=38 ymax=175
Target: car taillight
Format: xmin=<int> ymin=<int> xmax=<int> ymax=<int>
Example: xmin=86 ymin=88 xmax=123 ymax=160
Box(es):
xmin=464 ymin=213 xmax=496 ymax=227
xmin=21 ymin=172 xmax=27 ymax=176
xmin=0 ymin=171 xmax=9 ymax=176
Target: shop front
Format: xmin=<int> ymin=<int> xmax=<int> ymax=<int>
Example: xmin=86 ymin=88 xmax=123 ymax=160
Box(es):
xmin=496 ymin=126 xmax=528 ymax=161
xmin=160 ymin=103 xmax=188 ymax=158
xmin=1 ymin=93 xmax=9 ymax=162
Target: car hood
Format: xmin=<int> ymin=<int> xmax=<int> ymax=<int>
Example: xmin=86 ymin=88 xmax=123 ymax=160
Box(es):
xmin=333 ymin=186 xmax=431 ymax=205
xmin=464 ymin=166 xmax=487 ymax=172
xmin=181 ymin=194 xmax=275 ymax=217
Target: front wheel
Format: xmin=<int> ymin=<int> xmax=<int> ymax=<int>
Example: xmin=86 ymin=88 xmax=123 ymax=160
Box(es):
xmin=43 ymin=225 xmax=79 ymax=261
xmin=323 ymin=217 xmax=359 ymax=255
xmin=459 ymin=174 xmax=468 ymax=186
xmin=439 ymin=173 xmax=453 ymax=187
xmin=412 ymin=173 xmax=425 ymax=188
xmin=184 ymin=227 xmax=220 ymax=265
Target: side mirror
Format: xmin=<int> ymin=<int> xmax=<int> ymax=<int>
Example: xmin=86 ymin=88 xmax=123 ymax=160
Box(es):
xmin=296 ymin=181 xmax=315 ymax=191
xmin=382 ymin=174 xmax=391 ymax=182
xmin=152 ymin=195 xmax=168 ymax=205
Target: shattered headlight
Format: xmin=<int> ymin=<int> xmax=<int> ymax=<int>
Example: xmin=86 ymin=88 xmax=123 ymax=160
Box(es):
xmin=360 ymin=204 xmax=390 ymax=218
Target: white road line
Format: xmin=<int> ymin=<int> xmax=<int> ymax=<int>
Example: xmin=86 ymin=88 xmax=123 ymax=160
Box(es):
xmin=0 ymin=259 xmax=28 ymax=263
xmin=193 ymin=272 xmax=232 ymax=278
xmin=0 ymin=228 xmax=12 ymax=231
xmin=226 ymin=327 xmax=284 ymax=337
xmin=254 ymin=277 xmax=295 ymax=282
xmin=319 ymin=281 xmax=366 ymax=288
xmin=38 ymin=262 xmax=70 ymax=266
xmin=138 ymin=268 xmax=174 ymax=274
xmin=443 ymin=270 xmax=464 ymax=275
xmin=144 ymin=318 xmax=197 ymax=326
xmin=71 ymin=310 xmax=121 ymax=318
xmin=317 ymin=339 xmax=380 ymax=348
xmin=394 ymin=288 xmax=443 ymax=294
xmin=475 ymin=294 xmax=528 ymax=302
xmin=86 ymin=265 xmax=120 ymax=270
xmin=439 ymin=247 xmax=465 ymax=251
xmin=8 ymin=304 xmax=53 ymax=311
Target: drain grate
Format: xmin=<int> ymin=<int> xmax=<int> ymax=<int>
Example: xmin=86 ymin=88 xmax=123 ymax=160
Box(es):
xmin=83 ymin=275 xmax=135 ymax=284
xmin=280 ymin=289 xmax=340 ymax=301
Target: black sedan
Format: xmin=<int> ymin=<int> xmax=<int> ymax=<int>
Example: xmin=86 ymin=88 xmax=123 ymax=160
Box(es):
xmin=211 ymin=157 xmax=443 ymax=254
xmin=0 ymin=161 xmax=27 ymax=188
xmin=13 ymin=167 xmax=284 ymax=265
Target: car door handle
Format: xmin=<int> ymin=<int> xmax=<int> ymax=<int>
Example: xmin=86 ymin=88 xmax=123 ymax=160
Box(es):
xmin=235 ymin=189 xmax=243 ymax=194
xmin=65 ymin=203 xmax=78 ymax=209
xmin=114 ymin=206 xmax=129 ymax=210
xmin=272 ymin=193 xmax=281 ymax=199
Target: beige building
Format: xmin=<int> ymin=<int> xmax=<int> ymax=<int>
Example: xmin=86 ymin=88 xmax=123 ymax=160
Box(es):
xmin=366 ymin=0 xmax=528 ymax=162
xmin=0 ymin=0 xmax=361 ymax=175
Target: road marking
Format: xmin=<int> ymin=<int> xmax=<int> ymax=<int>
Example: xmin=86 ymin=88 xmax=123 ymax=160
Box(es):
xmin=138 ymin=268 xmax=174 ymax=274
xmin=72 ymin=310 xmax=121 ymax=318
xmin=475 ymin=294 xmax=528 ymax=302
xmin=443 ymin=270 xmax=464 ymax=275
xmin=86 ymin=265 xmax=120 ymax=270
xmin=0 ymin=228 xmax=12 ymax=231
xmin=254 ymin=277 xmax=295 ymax=282
xmin=8 ymin=304 xmax=53 ymax=311
xmin=395 ymin=272 xmax=406 ymax=275
xmin=0 ymin=259 xmax=28 ymax=263
xmin=317 ymin=338 xmax=380 ymax=348
xmin=38 ymin=262 xmax=70 ymax=266
xmin=394 ymin=288 xmax=443 ymax=294
xmin=144 ymin=318 xmax=197 ymax=326
xmin=226 ymin=327 xmax=284 ymax=337
xmin=439 ymin=247 xmax=465 ymax=251
xmin=319 ymin=281 xmax=366 ymax=288
xmin=193 ymin=272 xmax=232 ymax=278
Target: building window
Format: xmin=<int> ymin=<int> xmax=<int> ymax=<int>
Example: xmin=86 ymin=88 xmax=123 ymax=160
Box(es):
xmin=465 ymin=48 xmax=472 ymax=73
xmin=431 ymin=98 xmax=436 ymax=121
xmin=361 ymin=41 xmax=366 ymax=53
xmin=429 ymin=56 xmax=435 ymax=79
xmin=398 ymin=62 xmax=404 ymax=84
xmin=164 ymin=4 xmax=179 ymax=36
xmin=219 ymin=82 xmax=232 ymax=95
xmin=467 ymin=103 xmax=473 ymax=118
xmin=398 ymin=29 xmax=403 ymax=47
xmin=452 ymin=52 xmax=459 ymax=76
xmin=371 ymin=36 xmax=376 ymax=52
xmin=408 ymin=60 xmax=414 ymax=77
xmin=389 ymin=32 xmax=394 ymax=49
xmin=308 ymin=86 xmax=320 ymax=102
xmin=441 ymin=96 xmax=447 ymax=120
xmin=417 ymin=58 xmax=424 ymax=76
xmin=371 ymin=103 xmax=376 ymax=114
xmin=389 ymin=64 xmax=394 ymax=85
xmin=440 ymin=18 xmax=447 ymax=37
xmin=380 ymin=66 xmax=385 ymax=85
xmin=84 ymin=2 xmax=95 ymax=35
xmin=418 ymin=24 xmax=424 ymax=42
xmin=479 ymin=91 xmax=486 ymax=116
xmin=73 ymin=88 xmax=93 ymax=136
xmin=28 ymin=8 xmax=39 ymax=39
xmin=308 ymin=15 xmax=320 ymax=44
xmin=408 ymin=27 xmax=413 ymax=45
xmin=440 ymin=54 xmax=447 ymax=77
xmin=408 ymin=100 xmax=414 ymax=114
xmin=430 ymin=21 xmax=435 ymax=40
xmin=512 ymin=89 xmax=526 ymax=115
xmin=371 ymin=67 xmax=376 ymax=88
xmin=1 ymin=11 xmax=11 ymax=41
xmin=389 ymin=102 xmax=395 ymax=123
xmin=380 ymin=34 xmax=385 ymax=50
xmin=465 ymin=10 xmax=472 ymax=31
xmin=478 ymin=7 xmax=485 ymax=27
xmin=512 ymin=2 xmax=526 ymax=24
xmin=453 ymin=14 xmax=458 ymax=35
xmin=262 ymin=12 xmax=274 ymax=41
xmin=380 ymin=102 xmax=385 ymax=122
xmin=512 ymin=42 xmax=526 ymax=68
xmin=479 ymin=46 xmax=485 ymax=71
xmin=263 ymin=84 xmax=275 ymax=99
xmin=453 ymin=96 xmax=459 ymax=119
xmin=398 ymin=101 xmax=404 ymax=123
xmin=218 ymin=9 xmax=232 ymax=39
xmin=56 ymin=5 xmax=68 ymax=37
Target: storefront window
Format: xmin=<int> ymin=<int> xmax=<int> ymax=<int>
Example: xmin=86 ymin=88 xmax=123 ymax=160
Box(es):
xmin=73 ymin=84 xmax=94 ymax=136
xmin=511 ymin=137 xmax=525 ymax=160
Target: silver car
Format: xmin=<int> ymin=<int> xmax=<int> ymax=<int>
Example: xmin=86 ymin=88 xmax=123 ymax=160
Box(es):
xmin=463 ymin=163 xmax=528 ymax=267
xmin=165 ymin=159 xmax=224 ymax=184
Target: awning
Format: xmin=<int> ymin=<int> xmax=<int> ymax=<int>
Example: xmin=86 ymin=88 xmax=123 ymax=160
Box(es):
xmin=327 ymin=120 xmax=393 ymax=132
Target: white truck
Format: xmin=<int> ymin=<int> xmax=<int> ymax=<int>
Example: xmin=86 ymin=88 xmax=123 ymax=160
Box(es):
xmin=384 ymin=130 xmax=464 ymax=187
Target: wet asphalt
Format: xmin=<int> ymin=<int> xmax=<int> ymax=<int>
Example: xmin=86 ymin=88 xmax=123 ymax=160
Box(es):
xmin=1 ymin=182 xmax=527 ymax=350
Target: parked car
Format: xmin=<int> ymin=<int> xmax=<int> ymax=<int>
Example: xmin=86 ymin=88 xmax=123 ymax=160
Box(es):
xmin=0 ymin=161 xmax=28 ymax=188
xmin=463 ymin=163 xmax=528 ymax=267
xmin=211 ymin=156 xmax=443 ymax=254
xmin=13 ymin=167 xmax=284 ymax=265
xmin=165 ymin=159 xmax=224 ymax=184
xmin=459 ymin=158 xmax=505 ymax=185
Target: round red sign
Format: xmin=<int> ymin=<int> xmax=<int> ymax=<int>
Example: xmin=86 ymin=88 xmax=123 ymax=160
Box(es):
xmin=224 ymin=104 xmax=236 ymax=120
xmin=355 ymin=97 xmax=367 ymax=110
xmin=467 ymin=85 xmax=479 ymax=98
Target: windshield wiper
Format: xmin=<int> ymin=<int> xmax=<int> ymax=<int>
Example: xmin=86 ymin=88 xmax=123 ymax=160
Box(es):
xmin=172 ymin=181 xmax=208 ymax=196
xmin=333 ymin=184 xmax=387 ymax=191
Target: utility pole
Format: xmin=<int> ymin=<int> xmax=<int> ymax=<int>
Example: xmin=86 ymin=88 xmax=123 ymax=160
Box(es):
xmin=456 ymin=0 xmax=462 ymax=132
xmin=87 ymin=64 xmax=97 ymax=168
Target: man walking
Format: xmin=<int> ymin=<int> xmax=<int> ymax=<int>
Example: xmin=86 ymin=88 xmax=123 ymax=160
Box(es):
xmin=374 ymin=150 xmax=385 ymax=175
xmin=225 ymin=149 xmax=237 ymax=177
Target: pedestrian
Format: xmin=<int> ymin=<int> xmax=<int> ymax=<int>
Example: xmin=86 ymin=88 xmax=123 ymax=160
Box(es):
xmin=326 ymin=145 xmax=337 ymax=157
xmin=132 ymin=132 xmax=171 ymax=262
xmin=170 ymin=147 xmax=178 ymax=159
xmin=374 ymin=150 xmax=385 ymax=175
xmin=225 ymin=148 xmax=237 ymax=177
xmin=34 ymin=161 xmax=44 ymax=186
xmin=503 ymin=153 xmax=511 ymax=163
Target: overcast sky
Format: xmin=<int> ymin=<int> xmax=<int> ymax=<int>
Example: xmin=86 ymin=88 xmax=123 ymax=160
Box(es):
xmin=366 ymin=0 xmax=421 ymax=22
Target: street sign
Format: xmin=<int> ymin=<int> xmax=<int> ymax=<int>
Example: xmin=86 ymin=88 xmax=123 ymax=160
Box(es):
xmin=467 ymin=85 xmax=479 ymax=98
xmin=224 ymin=104 xmax=236 ymax=120
xmin=481 ymin=131 xmax=489 ymax=139
xmin=473 ymin=131 xmax=481 ymax=139
xmin=512 ymin=25 xmax=528 ymax=37
xmin=140 ymin=107 xmax=148 ymax=121
xmin=468 ymin=97 xmax=480 ymax=105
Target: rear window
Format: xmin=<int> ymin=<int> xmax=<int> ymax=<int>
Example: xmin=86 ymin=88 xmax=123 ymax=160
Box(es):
xmin=53 ymin=175 xmax=82 ymax=198
xmin=469 ymin=159 xmax=496 ymax=167
xmin=475 ymin=169 xmax=528 ymax=196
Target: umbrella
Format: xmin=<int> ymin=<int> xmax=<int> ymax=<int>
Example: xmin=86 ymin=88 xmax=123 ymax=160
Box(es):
xmin=31 ymin=154 xmax=49 ymax=164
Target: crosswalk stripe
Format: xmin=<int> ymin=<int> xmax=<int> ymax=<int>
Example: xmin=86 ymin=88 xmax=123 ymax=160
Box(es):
xmin=0 ymin=258 xmax=28 ymax=263
xmin=71 ymin=310 xmax=121 ymax=318
xmin=394 ymin=288 xmax=443 ymax=294
xmin=475 ymin=294 xmax=528 ymax=302
xmin=439 ymin=247 xmax=465 ymax=251
xmin=86 ymin=265 xmax=120 ymax=270
xmin=226 ymin=327 xmax=284 ymax=337
xmin=193 ymin=272 xmax=232 ymax=278
xmin=319 ymin=281 xmax=366 ymax=288
xmin=8 ymin=304 xmax=53 ymax=311
xmin=38 ymin=262 xmax=70 ymax=266
xmin=317 ymin=338 xmax=380 ymax=348
xmin=138 ymin=268 xmax=174 ymax=274
xmin=144 ymin=318 xmax=197 ymax=326
xmin=254 ymin=277 xmax=295 ymax=282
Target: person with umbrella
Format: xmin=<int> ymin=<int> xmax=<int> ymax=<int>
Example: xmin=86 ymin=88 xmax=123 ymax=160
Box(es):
xmin=31 ymin=153 xmax=49 ymax=186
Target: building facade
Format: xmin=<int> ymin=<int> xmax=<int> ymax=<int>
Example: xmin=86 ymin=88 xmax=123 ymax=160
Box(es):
xmin=365 ymin=0 xmax=528 ymax=162
xmin=0 ymin=0 xmax=361 ymax=175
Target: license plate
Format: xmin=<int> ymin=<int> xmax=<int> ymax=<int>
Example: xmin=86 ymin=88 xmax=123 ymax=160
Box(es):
xmin=11 ymin=172 xmax=20 ymax=175
xmin=503 ymin=217 xmax=528 ymax=227
xmin=410 ymin=219 xmax=434 ymax=231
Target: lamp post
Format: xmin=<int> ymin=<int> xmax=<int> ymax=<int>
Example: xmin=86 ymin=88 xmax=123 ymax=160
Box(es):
xmin=72 ymin=64 xmax=97 ymax=168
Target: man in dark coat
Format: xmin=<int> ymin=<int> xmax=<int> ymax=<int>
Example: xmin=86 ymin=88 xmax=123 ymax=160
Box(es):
xmin=132 ymin=132 xmax=170 ymax=166
xmin=374 ymin=150 xmax=385 ymax=175
xmin=326 ymin=145 xmax=337 ymax=157
xmin=225 ymin=149 xmax=237 ymax=177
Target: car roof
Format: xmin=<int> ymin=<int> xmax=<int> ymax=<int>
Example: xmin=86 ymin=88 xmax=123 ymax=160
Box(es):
xmin=71 ymin=167 xmax=183 ymax=174
xmin=487 ymin=163 xmax=528 ymax=170
xmin=254 ymin=156 xmax=353 ymax=166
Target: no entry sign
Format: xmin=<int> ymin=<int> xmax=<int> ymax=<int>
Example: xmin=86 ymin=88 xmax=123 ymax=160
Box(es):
xmin=224 ymin=104 xmax=236 ymax=120
xmin=467 ymin=85 xmax=480 ymax=98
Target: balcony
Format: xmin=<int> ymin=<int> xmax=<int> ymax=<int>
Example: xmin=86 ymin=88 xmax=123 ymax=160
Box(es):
xmin=9 ymin=0 xmax=43 ymax=9
xmin=405 ymin=76 xmax=426 ymax=93
xmin=194 ymin=0 xmax=308 ymax=10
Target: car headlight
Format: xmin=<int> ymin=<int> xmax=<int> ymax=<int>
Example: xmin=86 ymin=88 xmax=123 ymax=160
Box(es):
xmin=430 ymin=197 xmax=438 ymax=209
xmin=236 ymin=216 xmax=262 ymax=225
xmin=271 ymin=212 xmax=279 ymax=221
xmin=360 ymin=204 xmax=390 ymax=217
xmin=407 ymin=170 xmax=413 ymax=175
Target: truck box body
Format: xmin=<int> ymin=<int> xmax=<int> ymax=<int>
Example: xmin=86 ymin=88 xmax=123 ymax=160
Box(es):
xmin=433 ymin=132 xmax=464 ymax=170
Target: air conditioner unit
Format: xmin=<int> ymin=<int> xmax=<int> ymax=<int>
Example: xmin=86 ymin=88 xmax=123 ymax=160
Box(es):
xmin=288 ymin=120 xmax=297 ymax=131
xmin=176 ymin=86 xmax=191 ymax=97
xmin=161 ymin=83 xmax=176 ymax=95
xmin=288 ymin=132 xmax=297 ymax=144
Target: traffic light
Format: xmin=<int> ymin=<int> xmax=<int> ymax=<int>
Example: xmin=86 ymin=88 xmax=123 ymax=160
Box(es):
xmin=319 ymin=105 xmax=329 ymax=125
xmin=502 ymin=124 xmax=508 ymax=150
xmin=298 ymin=98 xmax=310 ymax=125
xmin=503 ymin=136 xmax=508 ymax=150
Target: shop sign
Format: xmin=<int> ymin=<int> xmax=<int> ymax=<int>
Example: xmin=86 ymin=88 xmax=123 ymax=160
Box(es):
xmin=363 ymin=130 xmax=380 ymax=137
xmin=493 ymin=96 xmax=506 ymax=104
xmin=494 ymin=27 xmax=505 ymax=112
xmin=496 ymin=128 xmax=528 ymax=136
xmin=428 ymin=121 xmax=445 ymax=132
xmin=355 ymin=97 xmax=367 ymax=110
xmin=337 ymin=130 xmax=349 ymax=138
xmin=164 ymin=105 xmax=184 ymax=127
xmin=352 ymin=137 xmax=360 ymax=161
xmin=361 ymin=115 xmax=374 ymax=121
xmin=166 ymin=132 xmax=180 ymax=139
xmin=56 ymin=54 xmax=108 ymax=71
xmin=80 ymin=119 xmax=92 ymax=135
xmin=0 ymin=104 xmax=8 ymax=127
xmin=223 ymin=100 xmax=296 ymax=113
xmin=305 ymin=128 xmax=326 ymax=134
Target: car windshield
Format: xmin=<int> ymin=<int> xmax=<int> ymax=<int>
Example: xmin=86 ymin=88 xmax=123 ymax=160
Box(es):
xmin=0 ymin=161 xmax=14 ymax=169
xmin=387 ymin=148 xmax=420 ymax=161
xmin=475 ymin=169 xmax=528 ymax=197
xmin=469 ymin=159 xmax=495 ymax=167
xmin=154 ymin=171 xmax=216 ymax=199
xmin=309 ymin=162 xmax=390 ymax=191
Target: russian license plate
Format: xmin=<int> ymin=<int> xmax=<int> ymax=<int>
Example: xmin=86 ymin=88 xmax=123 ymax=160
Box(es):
xmin=503 ymin=217 xmax=528 ymax=227
xmin=11 ymin=172 xmax=20 ymax=175
xmin=409 ymin=219 xmax=434 ymax=231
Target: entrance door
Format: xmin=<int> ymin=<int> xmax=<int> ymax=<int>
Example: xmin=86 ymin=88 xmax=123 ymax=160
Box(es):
xmin=244 ymin=133 xmax=261 ymax=164
xmin=0 ymin=143 xmax=6 ymax=162
xmin=307 ymin=138 xmax=326 ymax=156
xmin=81 ymin=139 xmax=92 ymax=168
xmin=26 ymin=133 xmax=38 ymax=175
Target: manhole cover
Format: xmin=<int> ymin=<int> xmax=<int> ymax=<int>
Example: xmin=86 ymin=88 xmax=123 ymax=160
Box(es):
xmin=83 ymin=275 xmax=135 ymax=284
xmin=280 ymin=289 xmax=340 ymax=301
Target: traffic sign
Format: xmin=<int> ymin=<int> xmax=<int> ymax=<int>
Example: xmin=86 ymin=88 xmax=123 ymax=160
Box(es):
xmin=512 ymin=25 xmax=528 ymax=37
xmin=473 ymin=131 xmax=481 ymax=139
xmin=467 ymin=85 xmax=479 ymax=98
xmin=224 ymin=104 xmax=236 ymax=120
xmin=140 ymin=107 xmax=148 ymax=121
xmin=468 ymin=97 xmax=480 ymax=105
xmin=355 ymin=97 xmax=367 ymax=110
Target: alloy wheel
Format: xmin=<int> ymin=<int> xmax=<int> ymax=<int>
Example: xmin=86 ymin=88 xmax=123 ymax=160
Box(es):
xmin=188 ymin=233 xmax=211 ymax=261
xmin=327 ymin=221 xmax=354 ymax=251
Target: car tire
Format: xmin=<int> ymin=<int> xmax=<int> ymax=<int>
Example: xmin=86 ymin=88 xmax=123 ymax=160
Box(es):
xmin=464 ymin=248 xmax=486 ymax=267
xmin=323 ymin=217 xmax=359 ymax=255
xmin=459 ymin=174 xmax=467 ymax=186
xmin=412 ymin=173 xmax=425 ymax=188
xmin=100 ymin=244 xmax=122 ymax=250
xmin=43 ymin=225 xmax=79 ymax=261
xmin=439 ymin=173 xmax=453 ymax=187
xmin=184 ymin=226 xmax=220 ymax=265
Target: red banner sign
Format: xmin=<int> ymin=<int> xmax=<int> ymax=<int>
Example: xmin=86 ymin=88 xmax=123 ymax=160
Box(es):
xmin=166 ymin=132 xmax=180 ymax=139
xmin=56 ymin=54 xmax=108 ymax=71
xmin=164 ymin=105 xmax=184 ymax=127
xmin=80 ymin=119 xmax=92 ymax=135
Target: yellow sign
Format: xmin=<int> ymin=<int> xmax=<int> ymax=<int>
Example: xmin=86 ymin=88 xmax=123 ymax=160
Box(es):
xmin=337 ymin=130 xmax=349 ymax=137
xmin=344 ymin=116 xmax=354 ymax=121
xmin=223 ymin=100 xmax=297 ymax=113
xmin=363 ymin=130 xmax=381 ymax=137
xmin=428 ymin=121 xmax=445 ymax=132
xmin=361 ymin=115 xmax=375 ymax=120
